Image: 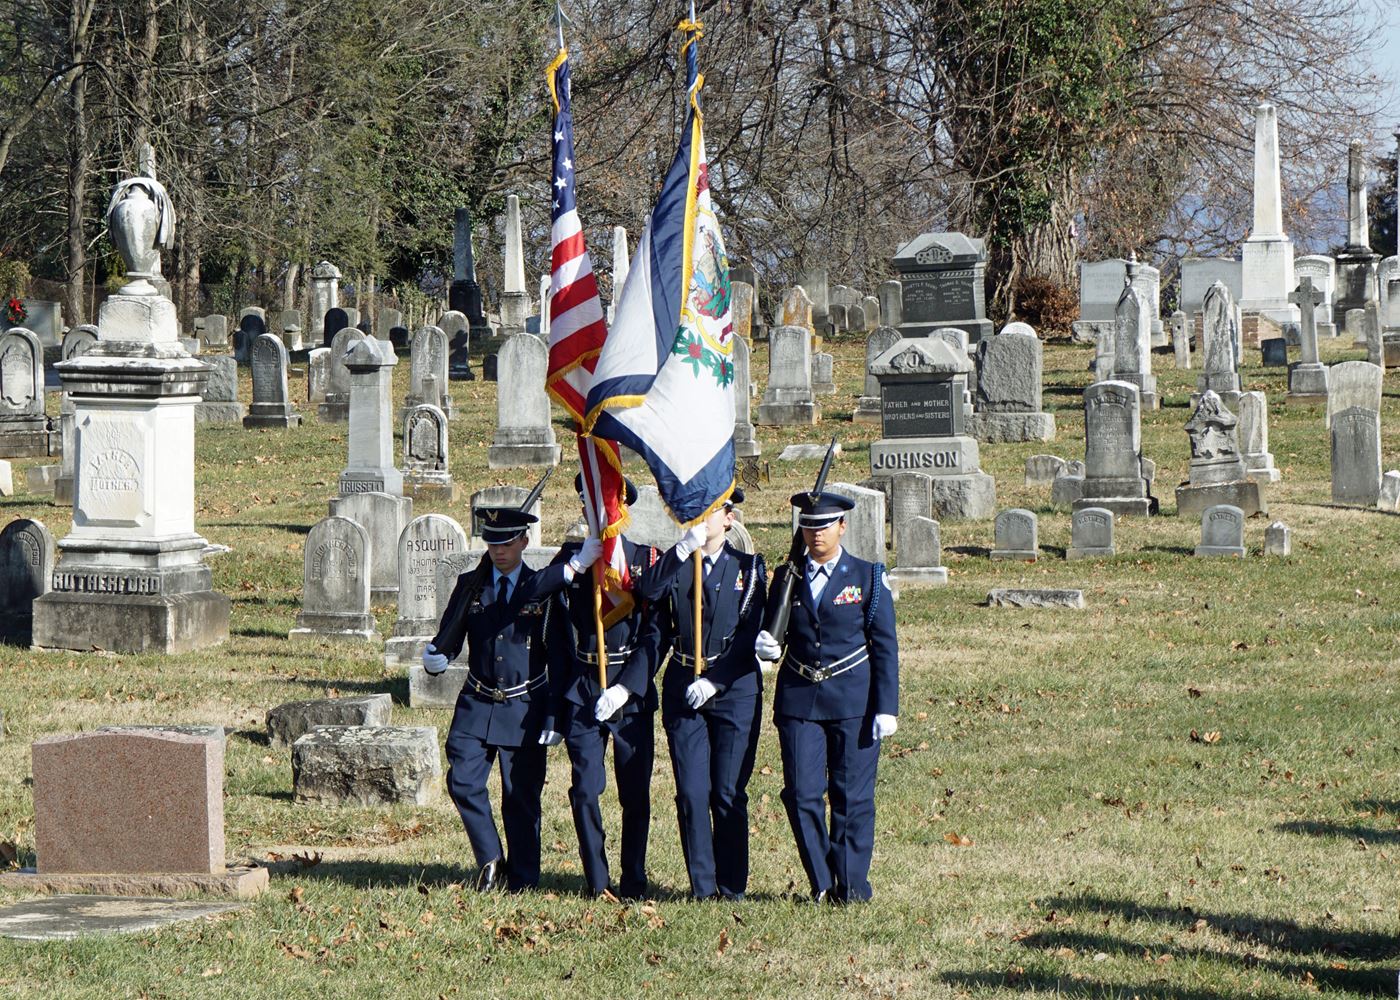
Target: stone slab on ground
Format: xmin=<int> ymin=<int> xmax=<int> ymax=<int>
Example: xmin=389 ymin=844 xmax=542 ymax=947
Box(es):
xmin=1175 ymin=480 xmax=1265 ymax=518
xmin=0 ymin=894 xmax=246 ymax=940
xmin=408 ymin=664 xmax=469 ymax=709
xmin=292 ymin=726 xmax=441 ymax=806
xmin=985 ymin=588 xmax=1085 ymax=609
xmin=777 ymin=442 xmax=842 ymax=462
xmin=266 ymin=694 xmax=392 ymax=748
xmin=0 ymin=866 xmax=268 ymax=901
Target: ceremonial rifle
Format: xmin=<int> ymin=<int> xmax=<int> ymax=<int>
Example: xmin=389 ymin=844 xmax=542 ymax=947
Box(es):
xmin=760 ymin=436 xmax=838 ymax=642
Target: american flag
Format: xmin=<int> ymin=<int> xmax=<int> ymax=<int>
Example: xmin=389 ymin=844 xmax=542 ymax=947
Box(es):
xmin=544 ymin=47 xmax=633 ymax=624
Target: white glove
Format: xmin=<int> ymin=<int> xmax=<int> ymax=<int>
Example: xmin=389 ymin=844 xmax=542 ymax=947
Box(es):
xmin=422 ymin=643 xmax=449 ymax=676
xmin=569 ymin=536 xmax=604 ymax=574
xmin=537 ymin=729 xmax=563 ymax=746
xmin=674 ymin=522 xmax=708 ymax=560
xmin=871 ymin=714 xmax=898 ymax=740
xmin=685 ymin=678 xmax=717 ymax=710
xmin=755 ymin=630 xmax=782 ymax=661
xmin=594 ymin=684 xmax=630 ymax=721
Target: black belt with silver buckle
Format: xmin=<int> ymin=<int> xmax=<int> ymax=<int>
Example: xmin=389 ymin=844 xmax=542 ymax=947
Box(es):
xmin=578 ymin=647 xmax=634 ymax=666
xmin=466 ymin=671 xmax=545 ymax=703
xmin=782 ymin=648 xmax=868 ymax=683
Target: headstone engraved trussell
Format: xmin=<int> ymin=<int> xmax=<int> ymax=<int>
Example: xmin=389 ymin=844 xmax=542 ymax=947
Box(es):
xmin=338 ymin=336 xmax=402 ymax=495
xmin=387 ymin=513 xmax=468 ymax=669
xmin=869 ymin=337 xmax=994 ymax=520
xmin=290 ymin=515 xmax=378 ymax=641
xmin=891 ymin=231 xmax=993 ymax=342
xmin=244 ymin=334 xmax=301 ymax=428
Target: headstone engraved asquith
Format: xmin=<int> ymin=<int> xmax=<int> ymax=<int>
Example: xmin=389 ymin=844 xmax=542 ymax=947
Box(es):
xmin=868 ymin=337 xmax=995 ymax=520
xmin=388 ymin=513 xmax=468 ymax=670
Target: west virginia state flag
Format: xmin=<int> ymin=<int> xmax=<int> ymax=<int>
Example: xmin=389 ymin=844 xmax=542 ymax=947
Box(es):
xmin=582 ymin=18 xmax=736 ymax=526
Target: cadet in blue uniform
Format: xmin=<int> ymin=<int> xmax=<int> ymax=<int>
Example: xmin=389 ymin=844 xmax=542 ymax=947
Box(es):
xmin=545 ymin=475 xmax=664 ymax=899
xmin=633 ymin=490 xmax=767 ymax=900
xmin=756 ymin=491 xmax=899 ymax=903
xmin=424 ymin=507 xmax=602 ymax=892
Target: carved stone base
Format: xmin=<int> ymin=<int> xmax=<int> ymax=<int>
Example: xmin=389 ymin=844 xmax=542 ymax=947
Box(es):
xmin=32 ymin=590 xmax=230 ymax=655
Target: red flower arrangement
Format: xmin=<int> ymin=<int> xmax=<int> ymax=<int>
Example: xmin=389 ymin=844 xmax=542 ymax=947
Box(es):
xmin=4 ymin=298 xmax=24 ymax=326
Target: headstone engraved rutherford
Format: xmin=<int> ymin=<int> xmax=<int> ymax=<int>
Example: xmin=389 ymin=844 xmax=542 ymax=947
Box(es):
xmin=868 ymin=337 xmax=995 ymax=520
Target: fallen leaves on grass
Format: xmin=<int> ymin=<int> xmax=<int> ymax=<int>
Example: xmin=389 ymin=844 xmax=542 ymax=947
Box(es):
xmin=1189 ymin=729 xmax=1221 ymax=744
xmin=943 ymin=831 xmax=974 ymax=847
xmin=716 ymin=928 xmax=730 ymax=956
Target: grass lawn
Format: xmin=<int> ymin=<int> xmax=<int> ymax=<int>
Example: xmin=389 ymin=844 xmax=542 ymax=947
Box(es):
xmin=0 ymin=328 xmax=1395 ymax=998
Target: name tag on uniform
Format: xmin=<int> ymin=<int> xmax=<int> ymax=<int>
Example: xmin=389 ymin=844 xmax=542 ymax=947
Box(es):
xmin=832 ymin=585 xmax=862 ymax=605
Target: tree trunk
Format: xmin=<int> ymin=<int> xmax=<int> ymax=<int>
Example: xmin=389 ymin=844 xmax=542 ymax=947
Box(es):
xmin=63 ymin=1 xmax=91 ymax=328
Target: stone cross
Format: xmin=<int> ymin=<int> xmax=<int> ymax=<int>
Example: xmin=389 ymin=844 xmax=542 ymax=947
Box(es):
xmin=1288 ymin=277 xmax=1325 ymax=364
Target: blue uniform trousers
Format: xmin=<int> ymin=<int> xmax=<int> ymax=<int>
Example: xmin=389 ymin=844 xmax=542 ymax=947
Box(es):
xmin=562 ymin=700 xmax=655 ymax=897
xmin=663 ymin=692 xmax=761 ymax=899
xmin=444 ymin=724 xmax=547 ymax=891
xmin=776 ymin=714 xmax=880 ymax=902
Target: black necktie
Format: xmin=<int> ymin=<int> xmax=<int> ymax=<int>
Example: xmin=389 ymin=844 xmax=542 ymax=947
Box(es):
xmin=497 ymin=576 xmax=510 ymax=605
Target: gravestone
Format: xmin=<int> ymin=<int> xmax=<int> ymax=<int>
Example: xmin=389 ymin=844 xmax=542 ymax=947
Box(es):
xmin=306 ymin=347 xmax=330 ymax=404
xmin=731 ymin=281 xmax=754 ymax=339
xmin=824 ymin=482 xmax=885 ymax=563
xmin=1176 ymin=390 xmax=1264 ymax=517
xmin=1345 ymin=307 xmax=1366 ymax=345
xmin=811 ymin=352 xmax=836 ymax=395
xmin=377 ymin=308 xmax=403 ymax=343
xmin=1264 ymin=520 xmax=1291 ymax=556
xmin=888 ymin=515 xmax=945 ymax=587
xmin=292 ymin=727 xmax=440 ymax=807
xmin=1195 ymin=504 xmax=1246 ymax=557
xmin=0 ymin=518 xmax=54 ymax=641
xmin=756 ymin=325 xmax=820 ymax=425
xmin=990 ymin=509 xmax=1038 ymax=561
xmin=56 ymin=326 xmax=98 ymax=489
xmin=1331 ymin=405 xmax=1381 ymax=506
xmin=1024 ymin=454 xmax=1066 ymax=486
xmin=847 ymin=302 xmax=867 ymax=333
xmin=500 ymin=194 xmax=531 ymax=334
xmin=1239 ymin=104 xmax=1299 ymax=326
xmin=482 ymin=354 xmax=498 ymax=381
xmin=853 ymin=326 xmax=901 ymax=424
xmin=1333 ymin=140 xmax=1380 ymax=326
xmin=890 ymin=471 xmax=933 ymax=554
xmin=1287 ymin=277 xmax=1329 ymax=401
xmin=487 ymin=333 xmax=560 ymax=468
xmin=969 ymin=326 xmax=1055 ymax=442
xmin=442 ymin=310 xmax=475 ymax=381
xmin=1171 ymin=310 xmax=1191 ymax=369
xmin=1378 ymin=471 xmax=1400 ymax=512
xmin=387 ymin=513 xmax=468 ymax=670
xmin=797 ymin=269 xmax=830 ymax=331
xmin=469 ymin=485 xmax=543 ymax=549
xmin=266 ymin=694 xmax=392 ymax=748
xmin=449 ymin=208 xmax=485 ymax=325
xmin=200 ymin=315 xmax=229 ymax=351
xmin=328 ymin=490 xmax=412 ymax=601
xmin=1293 ymin=255 xmax=1337 ymax=337
xmin=1072 ymin=381 xmax=1153 ymax=516
xmin=414 ymin=551 xmax=476 ymax=706
xmin=1076 ymin=258 xmax=1163 ymax=345
xmin=1111 ymin=282 xmax=1158 ymax=410
xmin=1260 ymin=338 xmax=1287 ymax=366
xmin=860 ymin=295 xmax=881 ymax=331
xmin=323 ymin=306 xmax=358 ymax=347
xmin=407 ymin=325 xmax=451 ymax=416
xmin=892 ymin=231 xmax=993 ymax=341
xmin=0 ymin=328 xmax=50 ymax=457
xmin=1051 ymin=459 xmax=1086 ymax=506
xmin=1197 ymin=282 xmax=1242 ymax=398
xmin=243 ymin=334 xmax=301 ymax=428
xmin=33 ymin=729 xmax=225 ymax=874
xmin=1180 ymin=258 xmax=1243 ymax=324
xmin=1066 ymin=506 xmax=1115 ymax=560
xmin=278 ymin=309 xmax=304 ymax=352
xmin=318 ymin=327 xmax=365 ymax=422
xmin=289 ymin=515 xmax=378 ymax=641
xmin=194 ymin=356 xmax=244 ymax=424
xmin=1236 ymin=391 xmax=1279 ymax=483
xmin=234 ymin=308 xmax=265 ymax=364
xmin=869 ymin=337 xmax=994 ymax=520
xmin=32 ymin=167 xmax=229 ymax=655
xmin=1364 ymin=300 xmax=1383 ymax=366
xmin=402 ymin=404 xmax=456 ymax=501
xmin=338 ymin=337 xmax=402 ymax=495
xmin=731 ymin=335 xmax=760 ymax=458
xmin=626 ymin=485 xmax=684 ymax=549
xmin=1325 ymin=361 xmax=1383 ymax=429
xmin=308 ymin=261 xmax=341 ymax=345
xmin=878 ymin=280 xmax=903 ymax=328
xmin=780 ymin=287 xmax=815 ymax=331
xmin=20 ymin=300 xmax=62 ymax=347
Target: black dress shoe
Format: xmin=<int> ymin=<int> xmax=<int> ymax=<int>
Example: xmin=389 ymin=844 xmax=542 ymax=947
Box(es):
xmin=618 ymin=883 xmax=649 ymax=902
xmin=475 ymin=858 xmax=502 ymax=892
xmin=810 ymin=888 xmax=828 ymax=904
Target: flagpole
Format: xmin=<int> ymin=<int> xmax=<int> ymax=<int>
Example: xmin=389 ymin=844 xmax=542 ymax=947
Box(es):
xmin=592 ymin=563 xmax=609 ymax=690
xmin=692 ymin=548 xmax=704 ymax=679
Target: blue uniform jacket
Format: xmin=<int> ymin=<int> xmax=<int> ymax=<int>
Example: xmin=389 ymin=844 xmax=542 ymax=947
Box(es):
xmin=545 ymin=537 xmax=663 ymax=714
xmin=766 ymin=549 xmax=899 ymax=722
xmin=633 ymin=542 xmax=767 ymax=711
xmin=431 ymin=560 xmax=571 ymax=746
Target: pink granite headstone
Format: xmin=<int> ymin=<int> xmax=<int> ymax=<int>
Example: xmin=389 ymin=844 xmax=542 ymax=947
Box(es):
xmin=32 ymin=729 xmax=224 ymax=874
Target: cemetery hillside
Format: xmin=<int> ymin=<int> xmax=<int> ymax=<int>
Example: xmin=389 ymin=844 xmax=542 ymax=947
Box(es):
xmin=0 ymin=1 xmax=1398 ymax=998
